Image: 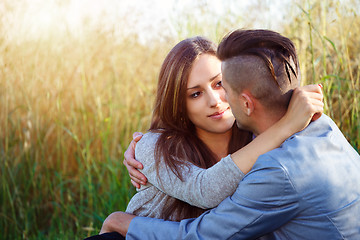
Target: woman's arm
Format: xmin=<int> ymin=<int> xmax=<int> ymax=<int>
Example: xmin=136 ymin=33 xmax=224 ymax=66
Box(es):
xmin=135 ymin=132 xmax=244 ymax=209
xmin=231 ymin=84 xmax=323 ymax=174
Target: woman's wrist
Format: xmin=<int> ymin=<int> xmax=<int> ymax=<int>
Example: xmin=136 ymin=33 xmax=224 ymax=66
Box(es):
xmin=272 ymin=115 xmax=296 ymax=141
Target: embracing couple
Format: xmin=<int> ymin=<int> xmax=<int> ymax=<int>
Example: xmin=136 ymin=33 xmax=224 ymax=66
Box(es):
xmin=86 ymin=29 xmax=360 ymax=239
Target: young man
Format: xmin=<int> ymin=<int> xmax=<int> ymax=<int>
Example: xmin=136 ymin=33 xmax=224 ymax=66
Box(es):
xmin=101 ymin=29 xmax=360 ymax=239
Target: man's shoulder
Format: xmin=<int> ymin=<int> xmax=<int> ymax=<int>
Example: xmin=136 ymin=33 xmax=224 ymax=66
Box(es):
xmin=252 ymin=115 xmax=345 ymax=173
xmin=282 ymin=114 xmax=356 ymax=156
xmin=267 ymin=114 xmax=346 ymax=155
xmin=289 ymin=114 xmax=341 ymax=140
xmin=254 ymin=113 xmax=360 ymax=188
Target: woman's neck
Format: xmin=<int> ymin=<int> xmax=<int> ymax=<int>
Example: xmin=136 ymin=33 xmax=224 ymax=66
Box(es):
xmin=196 ymin=128 xmax=232 ymax=161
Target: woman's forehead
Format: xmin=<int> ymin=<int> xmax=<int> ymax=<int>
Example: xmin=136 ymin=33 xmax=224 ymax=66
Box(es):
xmin=187 ymin=54 xmax=221 ymax=88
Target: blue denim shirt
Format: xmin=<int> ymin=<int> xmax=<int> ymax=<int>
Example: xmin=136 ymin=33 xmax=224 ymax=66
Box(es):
xmin=127 ymin=115 xmax=360 ymax=239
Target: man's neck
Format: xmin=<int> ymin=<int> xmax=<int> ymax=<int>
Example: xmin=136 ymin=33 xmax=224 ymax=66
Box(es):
xmin=252 ymin=111 xmax=285 ymax=136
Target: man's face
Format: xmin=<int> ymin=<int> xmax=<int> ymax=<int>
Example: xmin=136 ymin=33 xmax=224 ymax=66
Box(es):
xmin=221 ymin=74 xmax=248 ymax=130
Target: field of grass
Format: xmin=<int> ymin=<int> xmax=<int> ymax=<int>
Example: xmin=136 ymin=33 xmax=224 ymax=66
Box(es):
xmin=1 ymin=0 xmax=359 ymax=239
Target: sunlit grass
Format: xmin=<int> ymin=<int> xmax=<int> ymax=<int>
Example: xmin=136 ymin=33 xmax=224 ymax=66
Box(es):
xmin=0 ymin=29 xmax=167 ymax=238
xmin=286 ymin=0 xmax=360 ymax=150
xmin=0 ymin=0 xmax=359 ymax=239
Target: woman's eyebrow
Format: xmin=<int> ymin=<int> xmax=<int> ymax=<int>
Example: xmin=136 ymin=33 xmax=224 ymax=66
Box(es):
xmin=187 ymin=85 xmax=200 ymax=90
xmin=210 ymin=72 xmax=222 ymax=81
xmin=187 ymin=73 xmax=222 ymax=90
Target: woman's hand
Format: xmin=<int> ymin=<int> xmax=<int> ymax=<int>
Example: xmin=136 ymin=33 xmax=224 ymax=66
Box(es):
xmin=282 ymin=84 xmax=324 ymax=134
xmin=123 ymin=132 xmax=148 ymax=188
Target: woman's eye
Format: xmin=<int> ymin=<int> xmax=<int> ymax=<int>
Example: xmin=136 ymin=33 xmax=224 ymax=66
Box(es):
xmin=190 ymin=92 xmax=201 ymax=98
xmin=215 ymin=81 xmax=222 ymax=88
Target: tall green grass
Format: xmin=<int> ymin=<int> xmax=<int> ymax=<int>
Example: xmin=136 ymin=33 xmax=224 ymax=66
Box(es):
xmin=0 ymin=30 xmax=168 ymax=239
xmin=286 ymin=0 xmax=359 ymax=150
xmin=0 ymin=0 xmax=359 ymax=239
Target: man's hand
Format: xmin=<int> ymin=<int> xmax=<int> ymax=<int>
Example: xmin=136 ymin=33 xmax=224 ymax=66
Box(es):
xmin=100 ymin=211 xmax=136 ymax=236
xmin=123 ymin=132 xmax=148 ymax=188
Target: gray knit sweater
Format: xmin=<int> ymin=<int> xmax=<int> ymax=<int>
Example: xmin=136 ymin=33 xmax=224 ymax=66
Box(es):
xmin=125 ymin=132 xmax=244 ymax=219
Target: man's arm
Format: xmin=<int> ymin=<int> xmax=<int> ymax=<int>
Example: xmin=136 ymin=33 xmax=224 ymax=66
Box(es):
xmin=126 ymin=158 xmax=301 ymax=240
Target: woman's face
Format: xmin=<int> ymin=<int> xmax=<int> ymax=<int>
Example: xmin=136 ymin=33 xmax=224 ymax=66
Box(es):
xmin=186 ymin=54 xmax=235 ymax=135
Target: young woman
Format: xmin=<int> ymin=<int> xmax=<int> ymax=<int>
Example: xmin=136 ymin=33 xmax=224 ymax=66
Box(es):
xmin=121 ymin=36 xmax=323 ymax=222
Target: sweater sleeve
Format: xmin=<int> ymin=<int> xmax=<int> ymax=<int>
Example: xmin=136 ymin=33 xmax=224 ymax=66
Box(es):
xmin=135 ymin=132 xmax=245 ymax=209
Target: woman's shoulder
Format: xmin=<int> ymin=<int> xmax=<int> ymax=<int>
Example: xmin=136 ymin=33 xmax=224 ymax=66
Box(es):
xmin=135 ymin=131 xmax=162 ymax=160
xmin=137 ymin=132 xmax=161 ymax=148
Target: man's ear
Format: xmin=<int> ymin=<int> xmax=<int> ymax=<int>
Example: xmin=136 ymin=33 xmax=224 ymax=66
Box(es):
xmin=240 ymin=92 xmax=254 ymax=116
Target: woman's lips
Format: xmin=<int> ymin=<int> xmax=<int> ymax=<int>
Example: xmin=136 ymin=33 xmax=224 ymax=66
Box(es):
xmin=208 ymin=107 xmax=230 ymax=119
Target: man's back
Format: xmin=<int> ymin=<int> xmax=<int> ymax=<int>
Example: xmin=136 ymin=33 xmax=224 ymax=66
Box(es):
xmin=256 ymin=114 xmax=360 ymax=239
xmin=126 ymin=114 xmax=360 ymax=240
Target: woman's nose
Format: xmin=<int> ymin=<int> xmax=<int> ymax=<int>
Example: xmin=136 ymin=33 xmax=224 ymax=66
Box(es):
xmin=208 ymin=90 xmax=221 ymax=107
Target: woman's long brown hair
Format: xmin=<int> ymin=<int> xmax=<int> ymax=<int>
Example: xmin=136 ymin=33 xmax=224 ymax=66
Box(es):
xmin=149 ymin=36 xmax=252 ymax=221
